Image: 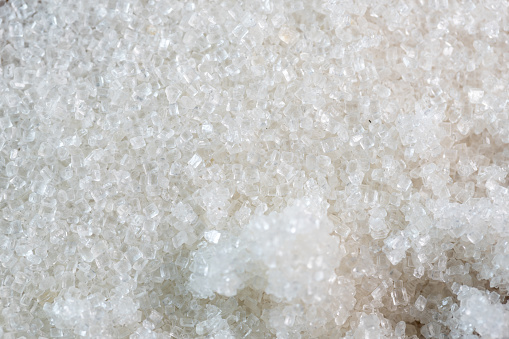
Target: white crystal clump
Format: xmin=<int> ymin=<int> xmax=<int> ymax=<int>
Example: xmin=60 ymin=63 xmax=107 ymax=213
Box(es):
xmin=189 ymin=197 xmax=355 ymax=337
xmin=190 ymin=197 xmax=339 ymax=297
xmin=453 ymin=286 xmax=509 ymax=338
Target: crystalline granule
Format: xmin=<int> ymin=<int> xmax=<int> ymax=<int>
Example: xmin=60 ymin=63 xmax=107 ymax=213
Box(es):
xmin=278 ymin=26 xmax=299 ymax=44
xmin=394 ymin=321 xmax=406 ymax=337
xmin=272 ymin=13 xmax=286 ymax=27
xmin=114 ymin=259 xmax=132 ymax=274
xmin=468 ymin=88 xmax=484 ymax=104
xmin=144 ymin=203 xmax=159 ymax=218
xmin=165 ymin=87 xmax=182 ymax=104
xmin=169 ymin=162 xmax=182 ymax=176
xmin=130 ymin=136 xmax=146 ymax=150
xmin=243 ymin=167 xmax=260 ymax=183
xmin=396 ymin=175 xmax=412 ymax=192
xmin=173 ymin=230 xmax=189 ymax=249
xmin=391 ymin=280 xmax=409 ymax=306
xmin=188 ymin=154 xmax=203 ymax=168
xmin=125 ymin=247 xmax=143 ymax=264
xmin=172 ymin=202 xmax=197 ymax=223
xmin=134 ymin=83 xmax=152 ymax=100
xmin=415 ymin=295 xmax=427 ymax=311
xmin=204 ymin=230 xmax=221 ymax=244
xmin=383 ymin=233 xmax=410 ymax=265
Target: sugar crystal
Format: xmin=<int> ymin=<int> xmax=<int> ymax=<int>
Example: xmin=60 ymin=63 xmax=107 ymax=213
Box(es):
xmin=468 ymin=88 xmax=484 ymax=104
xmin=415 ymin=295 xmax=427 ymax=311
xmin=204 ymin=230 xmax=221 ymax=244
xmin=278 ymin=26 xmax=299 ymax=45
xmin=130 ymin=136 xmax=146 ymax=150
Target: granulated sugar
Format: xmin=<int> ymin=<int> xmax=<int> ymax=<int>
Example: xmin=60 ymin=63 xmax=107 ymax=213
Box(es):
xmin=1 ymin=0 xmax=508 ymax=338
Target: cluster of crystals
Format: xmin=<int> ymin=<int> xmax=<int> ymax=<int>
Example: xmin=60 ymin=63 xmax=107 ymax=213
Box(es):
xmin=0 ymin=0 xmax=508 ymax=338
xmin=188 ymin=197 xmax=355 ymax=338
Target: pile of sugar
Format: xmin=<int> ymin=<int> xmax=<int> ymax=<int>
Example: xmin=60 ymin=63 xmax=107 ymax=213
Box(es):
xmin=1 ymin=0 xmax=509 ymax=338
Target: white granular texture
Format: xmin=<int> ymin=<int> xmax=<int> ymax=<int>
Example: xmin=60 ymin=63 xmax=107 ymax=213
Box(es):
xmin=1 ymin=0 xmax=509 ymax=338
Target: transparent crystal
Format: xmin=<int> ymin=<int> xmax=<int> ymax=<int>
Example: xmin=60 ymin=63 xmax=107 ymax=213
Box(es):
xmin=278 ymin=26 xmax=299 ymax=44
xmin=204 ymin=230 xmax=221 ymax=244
xmin=173 ymin=230 xmax=189 ymax=249
xmin=165 ymin=87 xmax=182 ymax=104
xmin=144 ymin=203 xmax=159 ymax=219
xmin=468 ymin=88 xmax=484 ymax=104
xmin=130 ymin=136 xmax=146 ymax=150
xmin=415 ymin=295 xmax=427 ymax=311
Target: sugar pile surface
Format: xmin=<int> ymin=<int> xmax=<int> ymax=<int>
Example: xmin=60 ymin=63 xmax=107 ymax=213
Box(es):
xmin=0 ymin=0 xmax=508 ymax=338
